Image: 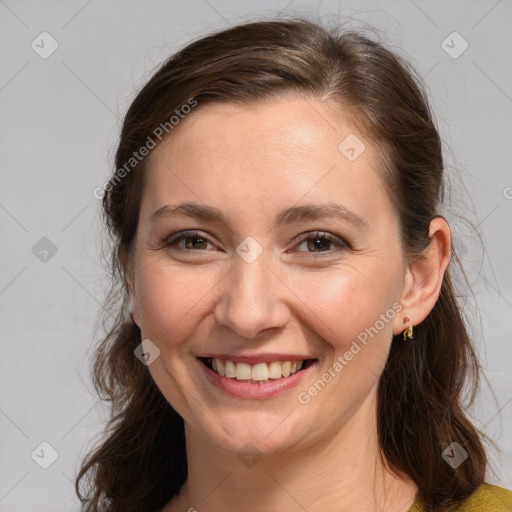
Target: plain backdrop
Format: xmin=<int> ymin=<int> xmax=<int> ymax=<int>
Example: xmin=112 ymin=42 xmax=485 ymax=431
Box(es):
xmin=1 ymin=1 xmax=511 ymax=510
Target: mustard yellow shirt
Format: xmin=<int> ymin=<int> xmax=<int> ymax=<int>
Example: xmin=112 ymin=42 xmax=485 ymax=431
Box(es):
xmin=408 ymin=484 xmax=512 ymax=511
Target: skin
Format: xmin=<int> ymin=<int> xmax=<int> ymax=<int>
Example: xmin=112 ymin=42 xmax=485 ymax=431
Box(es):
xmin=128 ymin=96 xmax=451 ymax=512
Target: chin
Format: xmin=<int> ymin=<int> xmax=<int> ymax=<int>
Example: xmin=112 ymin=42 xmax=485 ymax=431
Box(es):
xmin=191 ymin=407 xmax=315 ymax=459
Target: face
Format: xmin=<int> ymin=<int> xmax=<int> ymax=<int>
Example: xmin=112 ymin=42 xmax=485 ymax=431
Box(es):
xmin=129 ymin=96 xmax=409 ymax=456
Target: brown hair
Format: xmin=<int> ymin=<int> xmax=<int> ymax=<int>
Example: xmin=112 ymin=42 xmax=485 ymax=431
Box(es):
xmin=76 ymin=18 xmax=486 ymax=512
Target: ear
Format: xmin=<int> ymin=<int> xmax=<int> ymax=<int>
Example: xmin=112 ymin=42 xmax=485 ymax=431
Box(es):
xmin=393 ymin=217 xmax=451 ymax=336
xmin=126 ymin=271 xmax=142 ymax=329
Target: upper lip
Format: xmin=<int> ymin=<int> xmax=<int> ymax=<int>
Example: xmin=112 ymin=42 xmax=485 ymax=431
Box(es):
xmin=198 ymin=353 xmax=315 ymax=364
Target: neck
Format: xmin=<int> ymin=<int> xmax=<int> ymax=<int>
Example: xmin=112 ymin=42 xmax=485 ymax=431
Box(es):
xmin=165 ymin=392 xmax=418 ymax=512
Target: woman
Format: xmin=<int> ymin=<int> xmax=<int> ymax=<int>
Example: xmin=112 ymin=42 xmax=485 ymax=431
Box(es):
xmin=76 ymin=18 xmax=512 ymax=512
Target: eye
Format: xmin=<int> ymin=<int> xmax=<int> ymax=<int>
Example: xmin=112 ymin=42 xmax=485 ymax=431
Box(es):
xmin=164 ymin=230 xmax=216 ymax=252
xmin=162 ymin=230 xmax=349 ymax=256
xmin=293 ymin=231 xmax=349 ymax=255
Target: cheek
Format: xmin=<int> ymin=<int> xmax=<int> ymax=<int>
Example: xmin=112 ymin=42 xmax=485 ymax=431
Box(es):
xmin=286 ymin=263 xmax=400 ymax=354
xmin=133 ymin=263 xmax=217 ymax=421
xmin=135 ymin=263 xmax=214 ymax=347
xmin=135 ymin=257 xmax=402 ymax=353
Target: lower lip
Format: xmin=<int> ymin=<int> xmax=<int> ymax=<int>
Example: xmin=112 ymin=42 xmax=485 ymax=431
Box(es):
xmin=198 ymin=359 xmax=316 ymax=399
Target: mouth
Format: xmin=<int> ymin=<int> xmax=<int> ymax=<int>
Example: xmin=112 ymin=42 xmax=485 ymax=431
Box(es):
xmin=198 ymin=356 xmax=317 ymax=384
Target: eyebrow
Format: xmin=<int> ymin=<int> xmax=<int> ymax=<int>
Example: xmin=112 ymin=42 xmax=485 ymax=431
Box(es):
xmin=150 ymin=201 xmax=367 ymax=228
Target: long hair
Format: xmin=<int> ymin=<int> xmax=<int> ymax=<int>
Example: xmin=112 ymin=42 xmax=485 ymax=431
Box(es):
xmin=76 ymin=18 xmax=486 ymax=512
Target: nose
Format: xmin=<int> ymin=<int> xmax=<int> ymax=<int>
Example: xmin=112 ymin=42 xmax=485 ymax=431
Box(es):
xmin=212 ymin=253 xmax=290 ymax=340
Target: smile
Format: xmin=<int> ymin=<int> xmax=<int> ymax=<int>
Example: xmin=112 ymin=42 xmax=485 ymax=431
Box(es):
xmin=197 ymin=355 xmax=317 ymax=398
xmin=199 ymin=357 xmax=316 ymax=383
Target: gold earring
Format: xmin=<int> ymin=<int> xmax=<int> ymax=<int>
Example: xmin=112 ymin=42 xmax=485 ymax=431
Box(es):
xmin=401 ymin=316 xmax=413 ymax=340
xmin=403 ymin=323 xmax=413 ymax=340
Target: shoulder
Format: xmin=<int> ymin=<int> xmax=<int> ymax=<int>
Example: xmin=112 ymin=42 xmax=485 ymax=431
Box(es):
xmin=409 ymin=484 xmax=512 ymax=512
xmin=452 ymin=484 xmax=512 ymax=511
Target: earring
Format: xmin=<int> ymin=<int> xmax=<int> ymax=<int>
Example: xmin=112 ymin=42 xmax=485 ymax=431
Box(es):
xmin=403 ymin=324 xmax=413 ymax=340
xmin=402 ymin=316 xmax=414 ymax=340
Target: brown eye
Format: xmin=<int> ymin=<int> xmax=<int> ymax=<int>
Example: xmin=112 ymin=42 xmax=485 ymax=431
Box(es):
xmin=306 ymin=236 xmax=332 ymax=252
xmin=295 ymin=231 xmax=348 ymax=255
xmin=164 ymin=231 xmax=215 ymax=251
xmin=184 ymin=236 xmax=208 ymax=250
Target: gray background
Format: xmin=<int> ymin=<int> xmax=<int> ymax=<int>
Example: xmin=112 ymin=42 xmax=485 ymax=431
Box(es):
xmin=1 ymin=1 xmax=511 ymax=510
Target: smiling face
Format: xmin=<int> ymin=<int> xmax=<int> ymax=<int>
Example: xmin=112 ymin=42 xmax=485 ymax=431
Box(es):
xmin=128 ymin=95 xmax=411 ymax=456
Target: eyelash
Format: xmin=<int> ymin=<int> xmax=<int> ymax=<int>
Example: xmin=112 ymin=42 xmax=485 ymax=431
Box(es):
xmin=163 ymin=230 xmax=349 ymax=256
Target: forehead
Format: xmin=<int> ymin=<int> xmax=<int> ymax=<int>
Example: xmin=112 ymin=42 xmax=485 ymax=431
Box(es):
xmin=150 ymin=96 xmax=371 ymax=166
xmin=142 ymin=96 xmax=393 ymax=227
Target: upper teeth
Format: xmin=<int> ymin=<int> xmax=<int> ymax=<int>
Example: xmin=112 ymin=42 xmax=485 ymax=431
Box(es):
xmin=211 ymin=358 xmax=305 ymax=382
